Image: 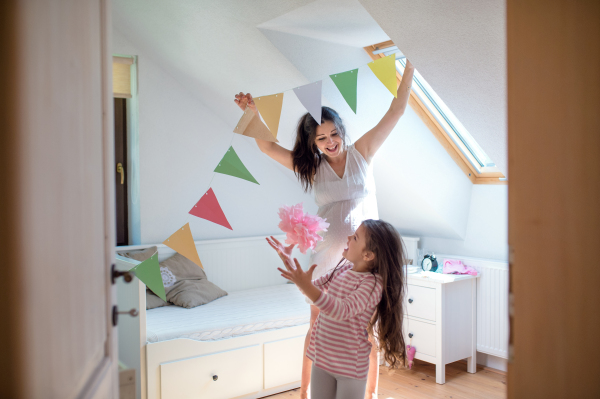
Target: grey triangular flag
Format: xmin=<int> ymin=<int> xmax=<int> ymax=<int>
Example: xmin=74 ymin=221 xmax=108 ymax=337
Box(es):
xmin=293 ymin=81 xmax=322 ymax=125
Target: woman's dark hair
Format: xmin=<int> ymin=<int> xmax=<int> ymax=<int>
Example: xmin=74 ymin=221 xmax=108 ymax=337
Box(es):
xmin=292 ymin=107 xmax=348 ymax=192
xmin=317 ymin=219 xmax=408 ymax=368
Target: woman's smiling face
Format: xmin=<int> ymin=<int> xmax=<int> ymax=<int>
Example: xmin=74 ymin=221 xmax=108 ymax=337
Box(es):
xmin=315 ymin=120 xmax=343 ymax=158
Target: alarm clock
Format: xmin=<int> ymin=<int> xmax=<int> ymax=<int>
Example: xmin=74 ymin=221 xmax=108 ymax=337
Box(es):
xmin=421 ymin=254 xmax=438 ymax=272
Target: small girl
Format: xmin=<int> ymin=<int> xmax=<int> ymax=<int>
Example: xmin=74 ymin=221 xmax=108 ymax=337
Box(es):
xmin=267 ymin=219 xmax=407 ymax=399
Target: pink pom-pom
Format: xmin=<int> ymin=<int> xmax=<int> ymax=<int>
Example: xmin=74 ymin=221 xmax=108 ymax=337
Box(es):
xmin=278 ymin=203 xmax=329 ymax=254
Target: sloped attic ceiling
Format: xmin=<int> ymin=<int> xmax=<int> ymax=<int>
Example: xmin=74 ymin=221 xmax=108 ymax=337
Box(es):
xmin=111 ymin=0 xmax=499 ymax=241
xmin=359 ymin=0 xmax=507 ymax=176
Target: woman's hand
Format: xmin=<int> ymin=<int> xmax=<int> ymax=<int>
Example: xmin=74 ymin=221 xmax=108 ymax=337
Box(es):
xmin=266 ymin=236 xmax=295 ymax=268
xmin=234 ymin=92 xmax=258 ymax=115
xmin=278 ymin=259 xmax=322 ymax=302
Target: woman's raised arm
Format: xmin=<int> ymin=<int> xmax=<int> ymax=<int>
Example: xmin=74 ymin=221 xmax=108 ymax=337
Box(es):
xmin=354 ymin=59 xmax=415 ymax=164
xmin=234 ymin=92 xmax=294 ymax=171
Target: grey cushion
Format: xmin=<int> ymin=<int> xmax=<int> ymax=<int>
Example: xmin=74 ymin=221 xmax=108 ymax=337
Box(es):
xmin=118 ymin=246 xmax=157 ymax=262
xmin=161 ymin=252 xmax=227 ymax=309
xmin=146 ymin=291 xmax=168 ymax=309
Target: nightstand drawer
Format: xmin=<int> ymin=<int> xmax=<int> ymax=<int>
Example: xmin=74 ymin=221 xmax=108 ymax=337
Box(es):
xmin=404 ymin=319 xmax=436 ymax=357
xmin=405 ymin=284 xmax=436 ymax=321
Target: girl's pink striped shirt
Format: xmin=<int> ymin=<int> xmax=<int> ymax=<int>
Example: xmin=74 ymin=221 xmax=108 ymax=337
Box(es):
xmin=306 ymin=262 xmax=382 ymax=379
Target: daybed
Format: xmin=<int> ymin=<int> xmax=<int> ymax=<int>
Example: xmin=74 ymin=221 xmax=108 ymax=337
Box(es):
xmin=116 ymin=235 xmax=312 ymax=399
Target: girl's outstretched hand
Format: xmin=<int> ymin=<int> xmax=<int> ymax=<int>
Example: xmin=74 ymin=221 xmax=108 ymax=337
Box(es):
xmin=278 ymin=259 xmax=319 ymax=295
xmin=234 ymin=92 xmax=258 ymax=114
xmin=266 ymin=236 xmax=295 ymax=268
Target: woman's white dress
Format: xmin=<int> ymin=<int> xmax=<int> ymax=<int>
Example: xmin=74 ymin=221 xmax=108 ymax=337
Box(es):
xmin=309 ymin=144 xmax=378 ymax=279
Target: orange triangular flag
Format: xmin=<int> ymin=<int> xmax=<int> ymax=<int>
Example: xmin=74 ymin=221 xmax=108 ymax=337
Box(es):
xmin=162 ymin=223 xmax=203 ymax=269
xmin=254 ymin=93 xmax=284 ymax=138
xmin=233 ymin=109 xmax=279 ymax=143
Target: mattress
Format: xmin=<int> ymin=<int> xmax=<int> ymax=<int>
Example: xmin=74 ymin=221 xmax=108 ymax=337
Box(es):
xmin=146 ymin=284 xmax=310 ymax=343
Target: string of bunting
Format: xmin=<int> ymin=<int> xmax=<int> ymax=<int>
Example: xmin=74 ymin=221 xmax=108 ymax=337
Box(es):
xmin=133 ymin=54 xmax=398 ymax=295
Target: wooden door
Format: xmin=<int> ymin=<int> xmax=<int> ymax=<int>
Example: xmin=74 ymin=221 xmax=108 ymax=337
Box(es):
xmin=115 ymin=98 xmax=129 ymax=246
xmin=507 ymin=0 xmax=600 ymax=397
xmin=0 ymin=0 xmax=118 ymax=397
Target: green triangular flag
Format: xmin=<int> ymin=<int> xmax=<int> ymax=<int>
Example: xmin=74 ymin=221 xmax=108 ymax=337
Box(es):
xmin=214 ymin=146 xmax=259 ymax=185
xmin=330 ymin=68 xmax=358 ymax=113
xmin=129 ymin=252 xmax=166 ymax=301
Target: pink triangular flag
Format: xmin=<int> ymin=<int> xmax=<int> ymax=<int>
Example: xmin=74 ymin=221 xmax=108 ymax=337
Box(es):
xmin=293 ymin=81 xmax=322 ymax=125
xmin=189 ymin=188 xmax=233 ymax=230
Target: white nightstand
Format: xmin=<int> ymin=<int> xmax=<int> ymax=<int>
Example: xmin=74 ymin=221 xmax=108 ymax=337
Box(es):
xmin=404 ymin=272 xmax=478 ymax=384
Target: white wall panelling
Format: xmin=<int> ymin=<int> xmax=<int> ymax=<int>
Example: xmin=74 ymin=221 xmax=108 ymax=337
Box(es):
xmin=117 ymin=234 xmax=310 ymax=293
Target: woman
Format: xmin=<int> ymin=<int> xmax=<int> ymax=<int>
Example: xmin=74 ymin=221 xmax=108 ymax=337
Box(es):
xmin=234 ymin=59 xmax=414 ymax=399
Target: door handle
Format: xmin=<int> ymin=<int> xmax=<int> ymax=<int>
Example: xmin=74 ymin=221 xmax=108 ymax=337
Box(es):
xmin=112 ymin=305 xmax=138 ymax=327
xmin=116 ymin=163 xmax=124 ymax=185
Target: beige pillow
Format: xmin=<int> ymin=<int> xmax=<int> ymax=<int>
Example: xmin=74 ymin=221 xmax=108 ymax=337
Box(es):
xmin=161 ymin=252 xmax=227 ymax=309
xmin=118 ymin=248 xmax=227 ymax=309
xmin=146 ymin=291 xmax=168 ymax=309
xmin=118 ymin=246 xmax=157 ymax=262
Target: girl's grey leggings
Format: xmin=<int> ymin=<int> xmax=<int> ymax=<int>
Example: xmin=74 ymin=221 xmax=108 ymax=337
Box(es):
xmin=310 ymin=365 xmax=367 ymax=399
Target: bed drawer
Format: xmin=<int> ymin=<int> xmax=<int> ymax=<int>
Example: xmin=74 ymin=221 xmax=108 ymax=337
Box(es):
xmin=403 ymin=319 xmax=436 ymax=357
xmin=405 ymin=284 xmax=436 ymax=321
xmin=160 ymin=345 xmax=261 ymax=399
xmin=264 ymin=335 xmax=305 ymax=389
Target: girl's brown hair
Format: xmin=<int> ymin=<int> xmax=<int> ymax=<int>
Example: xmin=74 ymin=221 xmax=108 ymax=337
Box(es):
xmin=362 ymin=219 xmax=408 ymax=369
xmin=292 ymin=107 xmax=348 ymax=192
xmin=316 ymin=219 xmax=408 ymax=368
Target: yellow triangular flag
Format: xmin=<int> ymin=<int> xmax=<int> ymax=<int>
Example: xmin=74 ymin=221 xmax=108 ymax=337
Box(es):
xmin=163 ymin=223 xmax=204 ymax=269
xmin=233 ymin=109 xmax=279 ymax=143
xmin=367 ymin=54 xmax=398 ymax=98
xmin=254 ymin=93 xmax=284 ymax=138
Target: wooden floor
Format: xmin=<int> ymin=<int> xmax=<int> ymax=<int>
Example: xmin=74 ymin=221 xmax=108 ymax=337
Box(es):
xmin=266 ymin=360 xmax=506 ymax=399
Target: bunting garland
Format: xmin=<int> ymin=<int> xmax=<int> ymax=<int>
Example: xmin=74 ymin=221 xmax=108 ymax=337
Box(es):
xmin=163 ymin=223 xmax=204 ymax=269
xmin=189 ymin=187 xmax=233 ymax=230
xmin=293 ymin=81 xmax=322 ymax=124
xmin=214 ymin=146 xmax=259 ymax=185
xmin=368 ymin=54 xmax=398 ymax=98
xmin=330 ymin=68 xmax=359 ymax=113
xmin=233 ymin=109 xmax=278 ymax=142
xmin=254 ymin=93 xmax=284 ymax=139
xmin=128 ymin=252 xmax=166 ymax=301
xmin=161 ymin=52 xmax=405 ymax=257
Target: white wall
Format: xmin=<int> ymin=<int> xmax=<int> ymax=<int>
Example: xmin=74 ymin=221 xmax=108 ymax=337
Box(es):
xmin=113 ymin=29 xmax=315 ymax=245
xmin=418 ymin=185 xmax=508 ymax=261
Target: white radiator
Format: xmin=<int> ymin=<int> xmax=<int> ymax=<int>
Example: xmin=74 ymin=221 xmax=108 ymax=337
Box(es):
xmin=438 ymin=254 xmax=509 ymax=359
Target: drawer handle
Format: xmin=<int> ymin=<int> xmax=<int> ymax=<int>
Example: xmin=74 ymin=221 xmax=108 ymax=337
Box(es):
xmin=408 ymin=333 xmax=413 ymax=338
xmin=212 ymin=375 xmax=218 ymax=381
xmin=408 ymin=298 xmax=413 ymax=304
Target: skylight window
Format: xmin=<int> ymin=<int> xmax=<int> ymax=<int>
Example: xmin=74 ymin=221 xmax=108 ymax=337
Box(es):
xmin=367 ymin=41 xmax=505 ymax=183
xmin=395 ymin=57 xmax=496 ymax=171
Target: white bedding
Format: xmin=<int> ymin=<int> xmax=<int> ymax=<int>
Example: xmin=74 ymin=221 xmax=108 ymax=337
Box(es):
xmin=146 ymin=284 xmax=310 ymax=343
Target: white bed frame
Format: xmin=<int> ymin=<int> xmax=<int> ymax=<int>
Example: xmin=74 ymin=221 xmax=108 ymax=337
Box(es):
xmin=116 ymin=235 xmax=311 ymax=399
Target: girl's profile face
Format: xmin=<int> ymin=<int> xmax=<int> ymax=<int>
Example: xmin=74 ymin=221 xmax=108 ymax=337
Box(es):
xmin=342 ymin=224 xmax=372 ymax=270
xmin=314 ymin=120 xmax=343 ymax=158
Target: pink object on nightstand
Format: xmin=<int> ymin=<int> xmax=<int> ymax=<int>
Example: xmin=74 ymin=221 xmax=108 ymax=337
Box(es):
xmin=443 ymin=259 xmax=478 ymax=276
